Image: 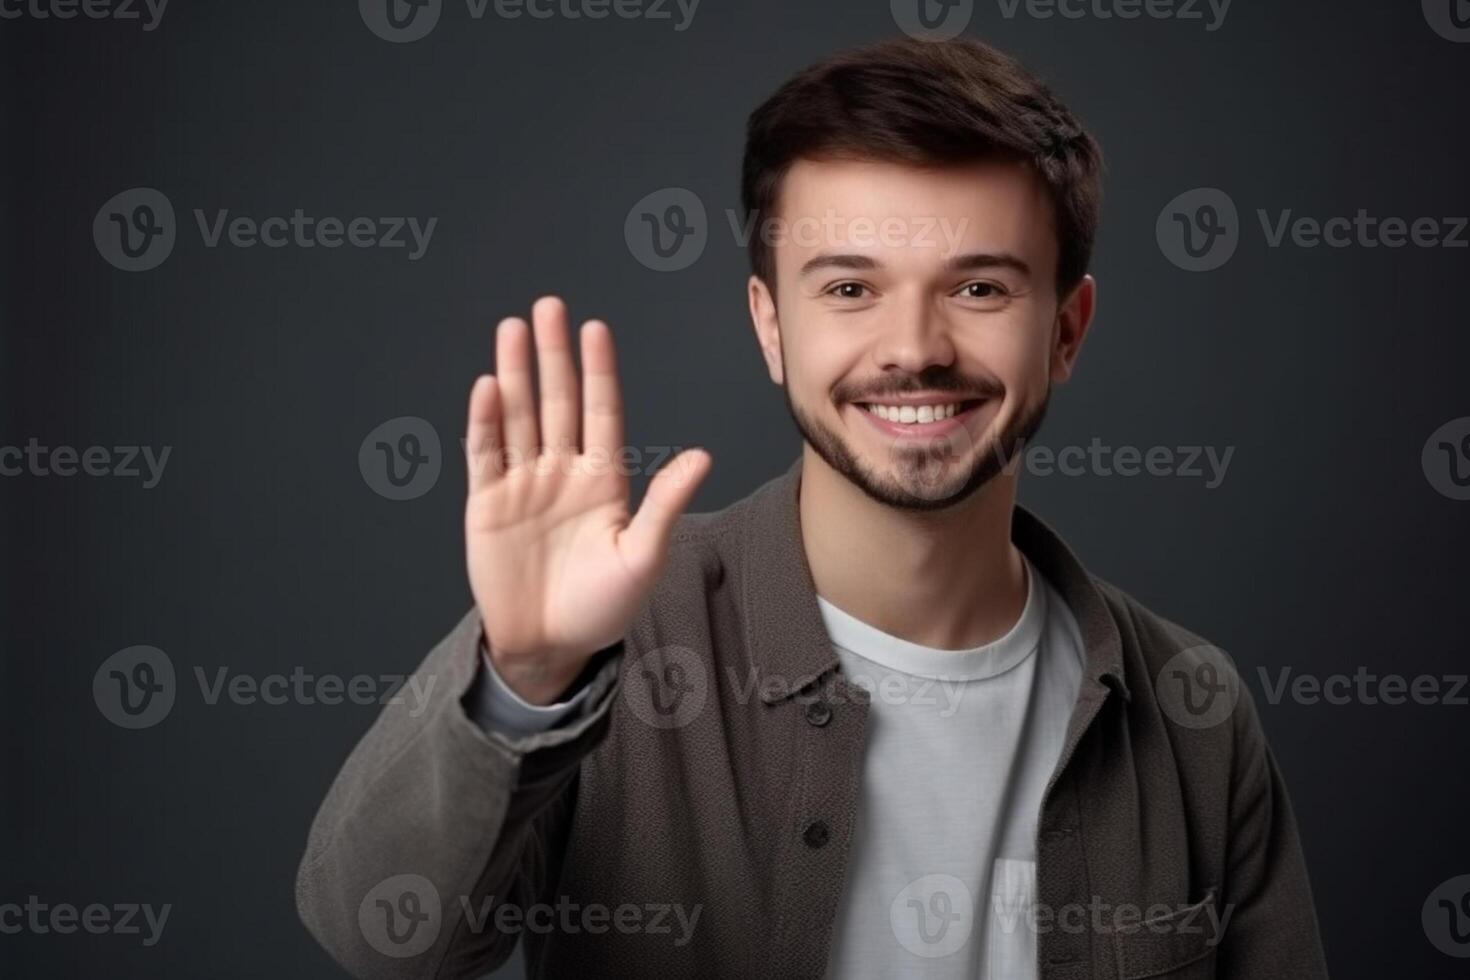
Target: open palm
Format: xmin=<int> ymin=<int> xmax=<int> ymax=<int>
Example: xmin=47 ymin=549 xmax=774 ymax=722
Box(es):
xmin=464 ymin=296 xmax=711 ymax=705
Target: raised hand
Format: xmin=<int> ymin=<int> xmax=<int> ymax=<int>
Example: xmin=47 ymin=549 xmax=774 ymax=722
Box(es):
xmin=464 ymin=296 xmax=711 ymax=705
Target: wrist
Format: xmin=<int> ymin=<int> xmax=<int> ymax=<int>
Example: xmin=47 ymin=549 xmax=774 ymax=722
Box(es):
xmin=484 ymin=645 xmax=584 ymax=707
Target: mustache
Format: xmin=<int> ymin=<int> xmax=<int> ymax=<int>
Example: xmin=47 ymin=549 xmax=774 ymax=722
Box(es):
xmin=833 ymin=370 xmax=1006 ymax=403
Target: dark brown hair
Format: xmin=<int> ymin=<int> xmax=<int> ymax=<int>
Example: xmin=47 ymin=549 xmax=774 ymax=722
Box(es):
xmin=740 ymin=36 xmax=1103 ymax=297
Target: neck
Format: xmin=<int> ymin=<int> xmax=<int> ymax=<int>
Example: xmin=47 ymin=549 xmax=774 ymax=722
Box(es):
xmin=798 ymin=444 xmax=1027 ymax=650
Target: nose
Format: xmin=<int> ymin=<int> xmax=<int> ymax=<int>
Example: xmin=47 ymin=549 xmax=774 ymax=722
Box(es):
xmin=871 ymin=293 xmax=957 ymax=375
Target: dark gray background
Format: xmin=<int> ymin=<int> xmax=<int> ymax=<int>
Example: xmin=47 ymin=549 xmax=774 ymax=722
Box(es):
xmin=3 ymin=0 xmax=1468 ymax=976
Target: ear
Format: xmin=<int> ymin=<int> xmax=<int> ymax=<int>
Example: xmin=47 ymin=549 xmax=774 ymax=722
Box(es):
xmin=1050 ymin=274 xmax=1097 ymax=384
xmin=747 ymin=274 xmax=784 ymax=385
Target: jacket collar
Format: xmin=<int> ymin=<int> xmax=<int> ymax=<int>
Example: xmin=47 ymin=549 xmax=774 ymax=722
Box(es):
xmin=739 ymin=456 xmax=1131 ymax=704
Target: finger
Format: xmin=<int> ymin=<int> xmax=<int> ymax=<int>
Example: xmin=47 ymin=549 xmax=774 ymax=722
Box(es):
xmin=495 ymin=316 xmax=538 ymax=468
xmin=580 ymin=319 xmax=624 ymax=458
xmin=620 ymin=449 xmax=712 ymax=573
xmin=532 ymin=296 xmax=579 ymax=453
xmin=465 ymin=374 xmax=503 ymax=491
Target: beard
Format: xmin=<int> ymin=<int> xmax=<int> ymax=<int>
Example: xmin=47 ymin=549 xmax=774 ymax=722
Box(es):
xmin=783 ymin=369 xmax=1050 ymax=512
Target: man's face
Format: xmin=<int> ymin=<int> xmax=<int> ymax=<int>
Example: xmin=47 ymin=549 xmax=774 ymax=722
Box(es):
xmin=747 ymin=157 xmax=1094 ymax=510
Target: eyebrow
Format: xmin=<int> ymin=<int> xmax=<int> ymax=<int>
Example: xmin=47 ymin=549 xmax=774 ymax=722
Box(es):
xmin=798 ymin=251 xmax=1033 ymax=278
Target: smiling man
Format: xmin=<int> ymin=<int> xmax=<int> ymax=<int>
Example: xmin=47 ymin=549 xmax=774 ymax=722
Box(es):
xmin=296 ymin=36 xmax=1329 ymax=979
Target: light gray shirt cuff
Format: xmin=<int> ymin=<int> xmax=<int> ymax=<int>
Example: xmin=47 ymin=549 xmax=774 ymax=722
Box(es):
xmin=468 ymin=641 xmax=597 ymax=738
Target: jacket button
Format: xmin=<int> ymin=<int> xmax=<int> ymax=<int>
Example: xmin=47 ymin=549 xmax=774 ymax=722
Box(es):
xmin=805 ymin=701 xmax=832 ymax=727
xmin=803 ymin=820 xmax=830 ymax=849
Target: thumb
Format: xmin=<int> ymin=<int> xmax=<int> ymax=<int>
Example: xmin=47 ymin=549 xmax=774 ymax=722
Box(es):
xmin=620 ymin=449 xmax=712 ymax=573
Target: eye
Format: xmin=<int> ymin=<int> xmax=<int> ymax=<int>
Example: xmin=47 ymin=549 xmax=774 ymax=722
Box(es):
xmin=956 ymin=280 xmax=1007 ymax=300
xmin=824 ymin=281 xmax=871 ymax=300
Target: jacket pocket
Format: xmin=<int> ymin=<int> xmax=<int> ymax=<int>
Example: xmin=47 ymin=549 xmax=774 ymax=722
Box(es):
xmin=1113 ymin=888 xmax=1221 ymax=980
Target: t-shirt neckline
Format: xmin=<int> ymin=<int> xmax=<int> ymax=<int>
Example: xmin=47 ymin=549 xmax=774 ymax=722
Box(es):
xmin=814 ymin=556 xmax=1046 ymax=682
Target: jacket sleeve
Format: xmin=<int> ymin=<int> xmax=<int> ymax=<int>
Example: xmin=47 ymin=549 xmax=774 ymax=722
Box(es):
xmin=1216 ymin=684 xmax=1330 ymax=978
xmin=467 ymin=637 xmax=600 ymax=737
xmin=294 ymin=609 xmax=624 ymax=979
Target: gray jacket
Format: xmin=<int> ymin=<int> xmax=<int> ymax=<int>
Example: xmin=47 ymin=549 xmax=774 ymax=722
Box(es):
xmin=295 ymin=458 xmax=1329 ymax=979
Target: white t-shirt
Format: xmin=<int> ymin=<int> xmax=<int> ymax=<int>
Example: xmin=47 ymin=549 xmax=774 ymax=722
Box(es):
xmin=818 ymin=556 xmax=1084 ymax=979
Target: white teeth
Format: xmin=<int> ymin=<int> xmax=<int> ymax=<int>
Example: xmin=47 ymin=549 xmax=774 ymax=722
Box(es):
xmin=865 ymin=402 xmax=963 ymax=424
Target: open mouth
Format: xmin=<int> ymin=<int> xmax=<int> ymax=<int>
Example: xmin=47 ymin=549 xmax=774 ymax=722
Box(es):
xmin=856 ymin=398 xmax=986 ymax=428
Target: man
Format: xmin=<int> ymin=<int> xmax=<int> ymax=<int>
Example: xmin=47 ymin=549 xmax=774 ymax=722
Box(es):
xmin=296 ymin=36 xmax=1329 ymax=979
